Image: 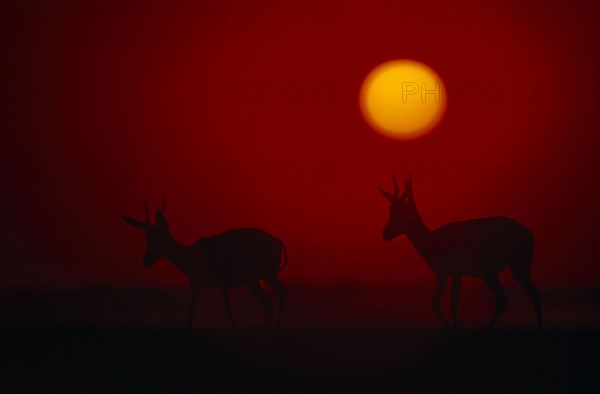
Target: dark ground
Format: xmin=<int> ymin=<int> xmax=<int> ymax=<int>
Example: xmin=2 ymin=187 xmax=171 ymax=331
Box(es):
xmin=0 ymin=326 xmax=599 ymax=393
xmin=1 ymin=286 xmax=598 ymax=392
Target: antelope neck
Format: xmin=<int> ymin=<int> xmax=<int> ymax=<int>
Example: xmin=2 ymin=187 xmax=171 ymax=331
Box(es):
xmin=162 ymin=232 xmax=191 ymax=274
xmin=406 ymin=207 xmax=432 ymax=256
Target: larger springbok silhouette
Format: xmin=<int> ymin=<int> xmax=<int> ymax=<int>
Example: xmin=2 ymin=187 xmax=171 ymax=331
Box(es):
xmin=121 ymin=200 xmax=287 ymax=328
xmin=379 ymin=175 xmax=543 ymax=330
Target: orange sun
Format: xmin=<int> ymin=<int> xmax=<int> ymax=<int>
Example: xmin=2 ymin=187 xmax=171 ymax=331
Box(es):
xmin=360 ymin=59 xmax=447 ymax=140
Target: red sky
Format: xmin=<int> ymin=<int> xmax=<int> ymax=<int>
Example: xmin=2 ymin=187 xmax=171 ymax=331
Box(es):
xmin=1 ymin=0 xmax=599 ymax=288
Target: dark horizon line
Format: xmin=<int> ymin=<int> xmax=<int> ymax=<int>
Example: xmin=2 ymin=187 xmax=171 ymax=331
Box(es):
xmin=1 ymin=282 xmax=599 ymax=292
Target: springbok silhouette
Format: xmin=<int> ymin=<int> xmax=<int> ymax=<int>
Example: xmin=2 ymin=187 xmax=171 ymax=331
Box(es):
xmin=121 ymin=199 xmax=287 ymax=328
xmin=379 ymin=175 xmax=543 ymax=330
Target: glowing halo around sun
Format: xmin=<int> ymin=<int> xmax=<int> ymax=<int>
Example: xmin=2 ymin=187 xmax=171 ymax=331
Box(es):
xmin=360 ymin=59 xmax=447 ymax=140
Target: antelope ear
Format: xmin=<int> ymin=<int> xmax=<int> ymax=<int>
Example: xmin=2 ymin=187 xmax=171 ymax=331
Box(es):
xmin=378 ymin=187 xmax=396 ymax=202
xmin=121 ymin=216 xmax=148 ymax=230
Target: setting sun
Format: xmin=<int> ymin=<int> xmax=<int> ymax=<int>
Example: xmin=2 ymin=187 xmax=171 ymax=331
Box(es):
xmin=360 ymin=59 xmax=446 ymax=139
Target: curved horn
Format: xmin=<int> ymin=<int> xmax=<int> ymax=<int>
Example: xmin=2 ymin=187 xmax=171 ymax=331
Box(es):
xmin=144 ymin=199 xmax=150 ymax=225
xmin=405 ymin=173 xmax=414 ymax=203
xmin=160 ymin=197 xmax=166 ymax=213
xmin=392 ymin=174 xmax=399 ymax=198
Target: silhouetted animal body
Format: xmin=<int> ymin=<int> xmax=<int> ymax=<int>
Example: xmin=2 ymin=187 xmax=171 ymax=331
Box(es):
xmin=122 ymin=200 xmax=287 ymax=328
xmin=379 ymin=175 xmax=542 ymax=330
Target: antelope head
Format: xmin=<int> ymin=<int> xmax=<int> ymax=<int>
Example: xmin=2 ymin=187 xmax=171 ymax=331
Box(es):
xmin=121 ymin=199 xmax=169 ymax=267
xmin=379 ymin=174 xmax=416 ymax=241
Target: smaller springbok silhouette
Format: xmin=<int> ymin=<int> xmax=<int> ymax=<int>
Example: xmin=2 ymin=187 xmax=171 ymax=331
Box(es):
xmin=121 ymin=199 xmax=287 ymax=328
xmin=379 ymin=175 xmax=543 ymax=330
